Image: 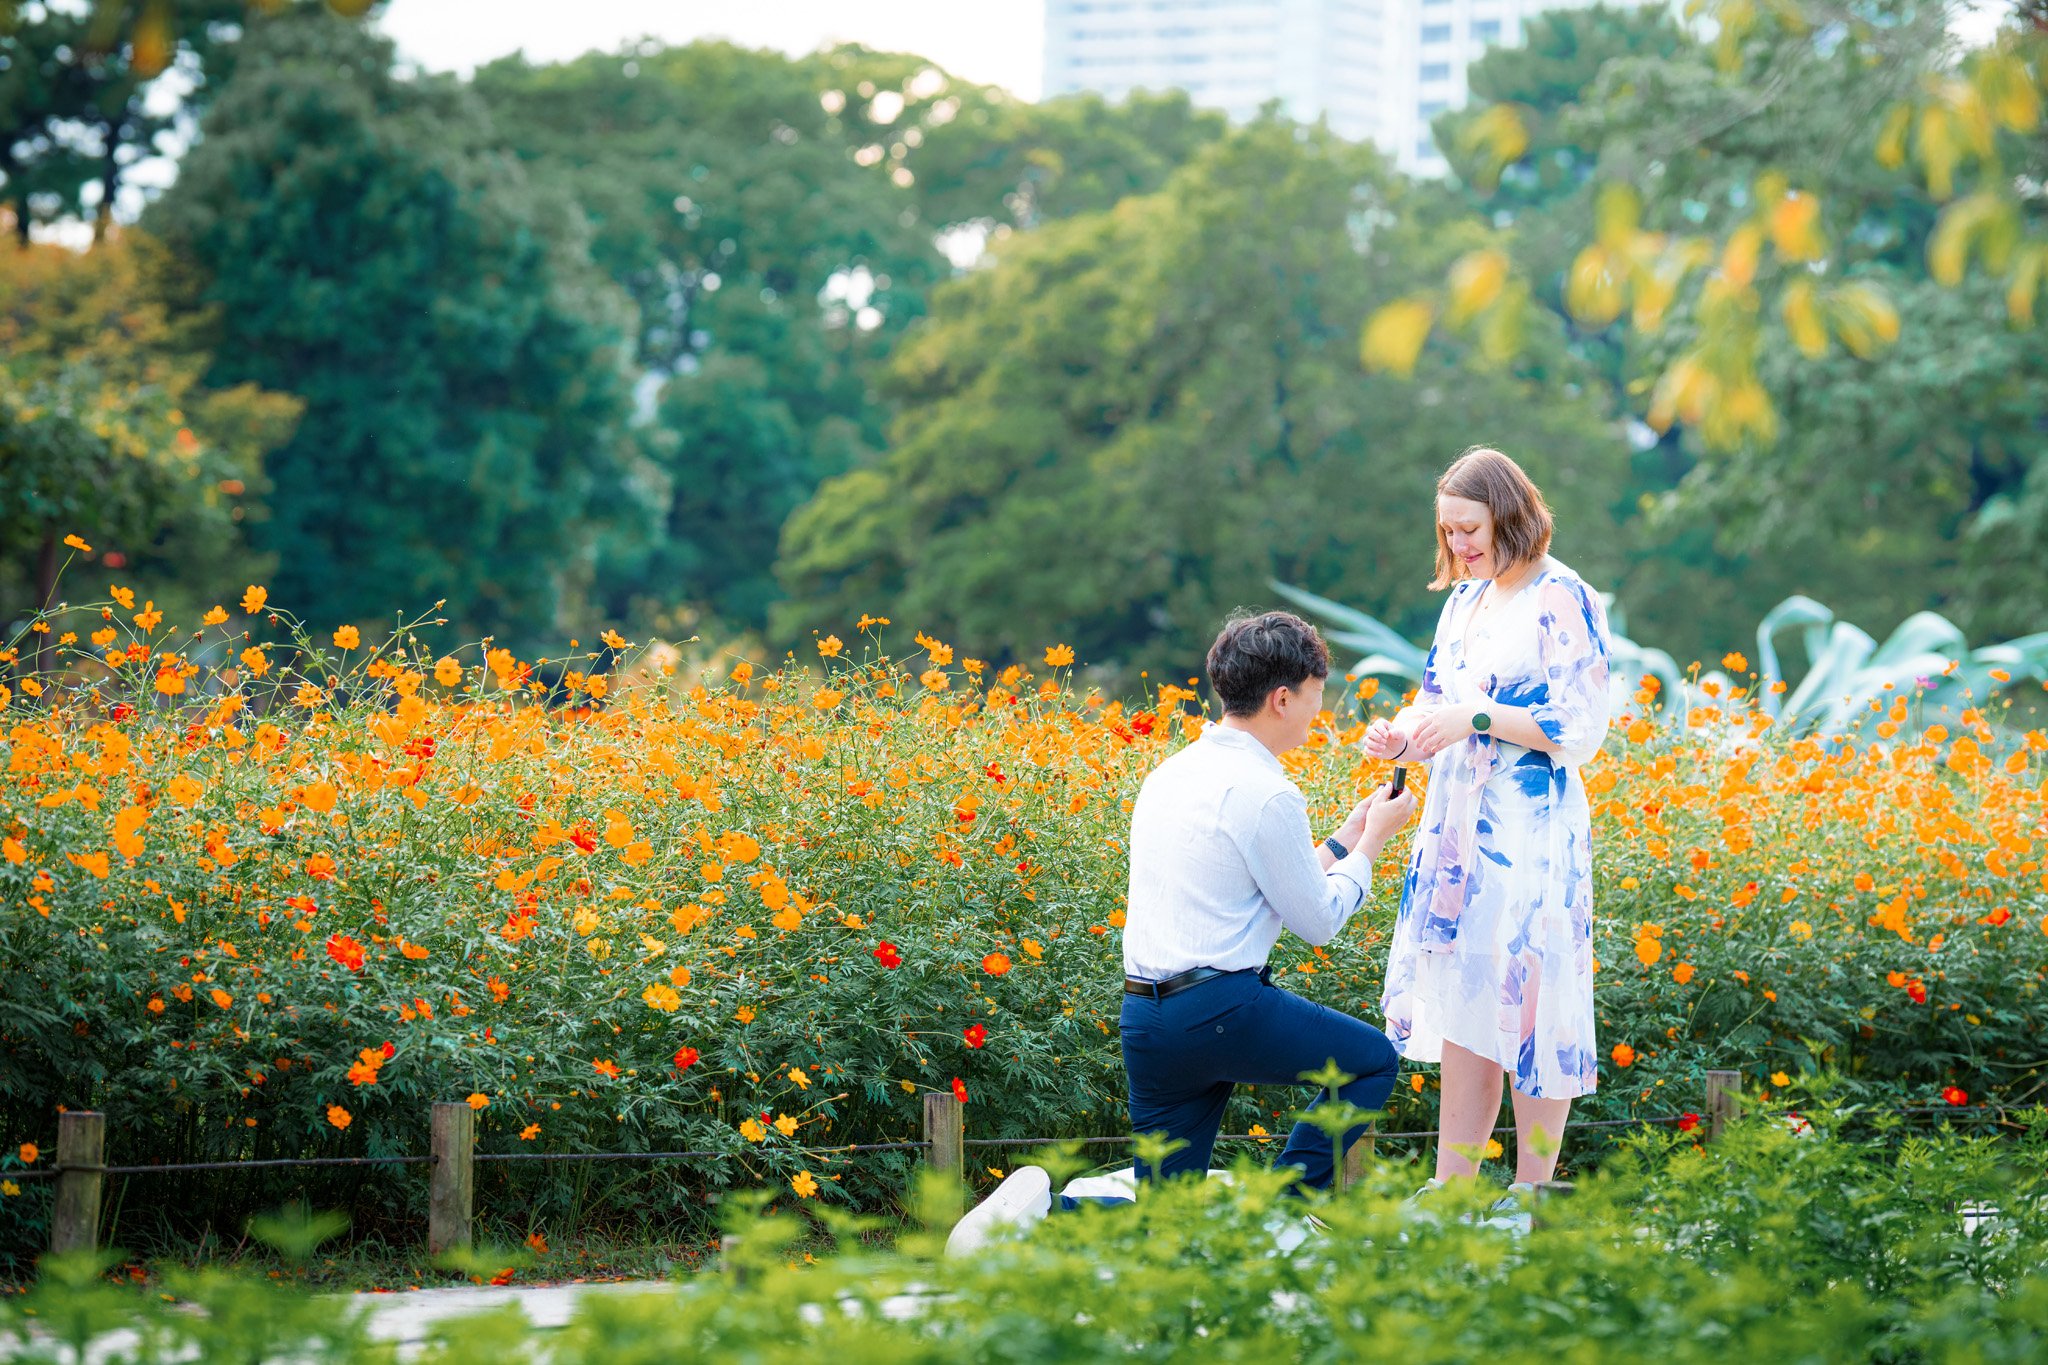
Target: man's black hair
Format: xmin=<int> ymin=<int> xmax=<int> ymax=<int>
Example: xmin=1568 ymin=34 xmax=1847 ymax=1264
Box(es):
xmin=1205 ymin=611 xmax=1330 ymax=718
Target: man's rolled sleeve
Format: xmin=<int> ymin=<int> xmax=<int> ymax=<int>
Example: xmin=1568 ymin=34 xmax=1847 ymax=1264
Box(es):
xmin=1240 ymin=789 xmax=1368 ymax=948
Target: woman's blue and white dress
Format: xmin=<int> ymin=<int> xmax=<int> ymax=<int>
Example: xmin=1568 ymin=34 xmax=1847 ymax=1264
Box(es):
xmin=1380 ymin=558 xmax=1614 ymax=1100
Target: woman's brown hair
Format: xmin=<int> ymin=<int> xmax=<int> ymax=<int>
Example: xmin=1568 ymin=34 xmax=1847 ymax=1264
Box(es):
xmin=1430 ymin=446 xmax=1554 ymax=590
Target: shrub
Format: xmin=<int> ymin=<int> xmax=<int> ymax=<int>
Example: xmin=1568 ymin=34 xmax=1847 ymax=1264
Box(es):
xmin=1 ymin=589 xmax=2044 ymax=1256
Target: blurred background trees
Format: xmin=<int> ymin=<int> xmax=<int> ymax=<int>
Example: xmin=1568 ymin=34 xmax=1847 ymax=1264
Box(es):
xmin=2 ymin=0 xmax=2043 ymax=685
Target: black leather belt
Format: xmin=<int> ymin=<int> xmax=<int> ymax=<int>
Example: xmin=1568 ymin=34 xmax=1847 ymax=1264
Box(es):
xmin=1124 ymin=965 xmax=1240 ymax=1001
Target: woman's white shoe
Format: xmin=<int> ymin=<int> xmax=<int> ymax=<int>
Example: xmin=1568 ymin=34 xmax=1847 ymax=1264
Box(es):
xmin=945 ymin=1165 xmax=1053 ymax=1257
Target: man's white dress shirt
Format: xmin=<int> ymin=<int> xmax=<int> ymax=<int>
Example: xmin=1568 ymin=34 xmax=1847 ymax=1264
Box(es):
xmin=1123 ymin=724 xmax=1376 ymax=981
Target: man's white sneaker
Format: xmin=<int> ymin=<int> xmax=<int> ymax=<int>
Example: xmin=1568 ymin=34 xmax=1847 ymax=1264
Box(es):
xmin=945 ymin=1165 xmax=1053 ymax=1257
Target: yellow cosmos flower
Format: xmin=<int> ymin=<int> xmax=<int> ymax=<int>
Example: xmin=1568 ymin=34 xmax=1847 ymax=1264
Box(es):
xmin=792 ymin=1170 xmax=819 ymax=1198
xmin=1045 ymin=644 xmax=1075 ymax=668
xmin=333 ymin=625 xmax=360 ymax=651
xmin=739 ymin=1118 xmax=767 ymax=1143
xmin=240 ymin=585 xmax=267 ymax=614
xmin=642 ymin=983 xmax=682 ymax=1013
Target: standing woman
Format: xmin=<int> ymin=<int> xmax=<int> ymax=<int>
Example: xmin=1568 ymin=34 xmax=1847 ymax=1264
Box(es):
xmin=1363 ymin=446 xmax=1613 ymax=1190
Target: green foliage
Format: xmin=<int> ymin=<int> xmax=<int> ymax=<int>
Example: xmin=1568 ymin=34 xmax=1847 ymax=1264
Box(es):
xmin=776 ymin=118 xmax=1632 ymax=673
xmin=472 ymin=45 xmax=1227 ymax=637
xmin=0 ymin=234 xmax=299 ymax=634
xmin=8 ymin=1121 xmax=2048 ymax=1359
xmin=143 ymin=10 xmax=638 ymax=652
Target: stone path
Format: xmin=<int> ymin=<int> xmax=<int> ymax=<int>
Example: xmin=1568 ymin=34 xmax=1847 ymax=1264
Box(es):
xmin=347 ymin=1278 xmax=680 ymax=1345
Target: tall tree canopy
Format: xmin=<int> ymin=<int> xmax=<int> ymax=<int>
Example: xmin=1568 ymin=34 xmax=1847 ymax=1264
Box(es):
xmin=472 ymin=44 xmax=1228 ymax=633
xmin=144 ymin=9 xmax=637 ymax=647
xmin=776 ymin=119 xmax=1632 ymax=675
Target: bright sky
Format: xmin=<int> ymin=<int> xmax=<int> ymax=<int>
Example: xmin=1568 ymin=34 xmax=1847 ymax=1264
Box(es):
xmin=378 ymin=0 xmax=1049 ymax=98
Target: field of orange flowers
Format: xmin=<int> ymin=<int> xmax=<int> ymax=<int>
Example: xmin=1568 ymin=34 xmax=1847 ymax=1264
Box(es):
xmin=2 ymin=582 xmax=2045 ymax=1249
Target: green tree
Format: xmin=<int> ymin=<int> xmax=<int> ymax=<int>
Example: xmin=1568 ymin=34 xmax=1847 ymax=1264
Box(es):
xmin=144 ymin=9 xmax=637 ymax=648
xmin=0 ymin=233 xmax=298 ymax=655
xmin=776 ymin=119 xmax=1632 ymax=675
xmin=473 ymin=44 xmax=1229 ymax=637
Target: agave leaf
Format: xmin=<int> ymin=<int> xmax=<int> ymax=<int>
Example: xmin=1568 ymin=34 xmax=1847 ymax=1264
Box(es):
xmin=1267 ymin=581 xmax=1422 ymax=663
xmin=1755 ymin=595 xmax=1836 ymax=718
xmin=1780 ymin=621 xmax=1876 ymax=730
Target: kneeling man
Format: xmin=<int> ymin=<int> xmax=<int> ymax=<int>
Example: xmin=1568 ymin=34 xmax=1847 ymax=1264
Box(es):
xmin=1120 ymin=610 xmax=1412 ymax=1186
xmin=948 ymin=611 xmax=1413 ymax=1253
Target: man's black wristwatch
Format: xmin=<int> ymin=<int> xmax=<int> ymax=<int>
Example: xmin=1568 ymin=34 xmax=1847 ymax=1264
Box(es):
xmin=1324 ymin=836 xmax=1351 ymax=860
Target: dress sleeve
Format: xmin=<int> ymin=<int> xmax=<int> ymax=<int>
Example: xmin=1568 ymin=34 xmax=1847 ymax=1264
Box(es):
xmin=1504 ymin=576 xmax=1612 ymax=767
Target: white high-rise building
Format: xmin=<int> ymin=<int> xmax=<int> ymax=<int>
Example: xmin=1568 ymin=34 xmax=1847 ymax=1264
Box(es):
xmin=1043 ymin=0 xmax=1647 ymax=176
xmin=1042 ymin=0 xmax=1390 ymax=147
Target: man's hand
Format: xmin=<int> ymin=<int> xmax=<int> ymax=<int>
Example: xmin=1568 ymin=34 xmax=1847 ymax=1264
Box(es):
xmin=1349 ymin=782 xmax=1418 ymax=860
xmin=1362 ymin=718 xmax=1409 ymax=761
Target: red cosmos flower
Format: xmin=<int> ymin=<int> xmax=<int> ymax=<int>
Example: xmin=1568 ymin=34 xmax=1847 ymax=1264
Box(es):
xmin=673 ymin=1046 xmax=700 ymax=1072
xmin=1982 ymin=907 xmax=2012 ymax=927
xmin=1676 ymin=1113 xmax=1701 ymax=1133
xmin=1942 ymin=1085 xmax=1969 ymax=1106
xmin=1907 ymin=980 xmax=1928 ymax=1004
xmin=381 ymin=1040 xmax=396 ymax=1060
xmin=568 ymin=827 xmax=597 ymax=853
xmin=984 ymin=762 xmax=1007 ymax=783
xmin=109 ymin=703 xmax=135 ymax=722
xmin=962 ymin=1024 xmax=988 ymax=1049
xmin=951 ymin=1077 xmax=970 ymax=1104
xmin=403 ymin=736 xmax=436 ymax=760
xmin=1131 ymin=713 xmax=1156 ymax=736
xmin=324 ymin=934 xmax=366 ymax=972
xmin=873 ymin=941 xmax=903 ymax=969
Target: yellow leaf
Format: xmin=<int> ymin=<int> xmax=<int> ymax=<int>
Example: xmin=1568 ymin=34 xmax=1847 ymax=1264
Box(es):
xmin=1780 ymin=277 xmax=1827 ymax=357
xmin=1918 ymin=105 xmax=1958 ymax=200
xmin=1594 ymin=182 xmax=1641 ymax=252
xmin=1875 ymin=105 xmax=1911 ymax=169
xmin=2005 ymin=246 xmax=2045 ymax=326
xmin=1767 ymin=191 xmax=1824 ymax=262
xmin=1476 ymin=281 xmax=1528 ymax=363
xmin=1978 ymin=52 xmax=2040 ymax=131
xmin=1360 ymin=297 xmax=1436 ymax=375
xmin=1827 ymin=282 xmax=1900 ymax=359
xmin=1445 ymin=248 xmax=1509 ymax=325
xmin=1566 ymin=245 xmax=1627 ymax=327
xmin=1719 ymin=224 xmax=1764 ymax=290
xmin=1454 ymin=104 xmax=1530 ymax=188
xmin=1927 ymin=193 xmax=2002 ymax=287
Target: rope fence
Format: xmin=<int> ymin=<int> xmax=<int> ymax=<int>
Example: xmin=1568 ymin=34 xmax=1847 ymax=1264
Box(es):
xmin=20 ymin=1071 xmax=2034 ymax=1256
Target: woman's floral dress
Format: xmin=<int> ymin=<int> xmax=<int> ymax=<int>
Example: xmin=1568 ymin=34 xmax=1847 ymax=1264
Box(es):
xmin=1379 ymin=558 xmax=1614 ymax=1100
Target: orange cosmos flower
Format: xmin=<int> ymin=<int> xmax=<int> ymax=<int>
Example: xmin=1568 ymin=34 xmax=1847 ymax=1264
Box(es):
xmin=520 ymin=1124 xmax=541 ymax=1140
xmin=592 ymin=1058 xmax=621 ymax=1080
xmin=240 ymin=585 xmax=267 ymax=614
xmin=981 ymin=952 xmax=1012 ymax=977
xmin=63 ymin=535 xmax=90 ymax=552
xmin=1610 ymin=1043 xmax=1636 ymax=1067
xmin=305 ymin=853 xmax=337 ymax=881
xmin=333 ymin=625 xmax=360 ymax=650
xmin=325 ymin=934 xmax=366 ymax=972
xmin=467 ymin=1093 xmax=489 ymax=1110
xmin=1045 ymin=644 xmax=1075 ymax=668
xmin=435 ymin=657 xmax=463 ymax=687
xmin=326 ymin=1105 xmax=352 ymax=1130
xmin=19 ymin=1143 xmax=38 ymax=1165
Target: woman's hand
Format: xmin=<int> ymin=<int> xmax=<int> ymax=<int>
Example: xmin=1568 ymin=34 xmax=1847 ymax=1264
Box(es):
xmin=1362 ymin=718 xmax=1409 ymax=761
xmin=1408 ymin=704 xmax=1480 ymax=760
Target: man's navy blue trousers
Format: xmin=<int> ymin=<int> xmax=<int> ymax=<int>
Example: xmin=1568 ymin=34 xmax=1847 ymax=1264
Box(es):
xmin=1119 ymin=967 xmax=1400 ymax=1188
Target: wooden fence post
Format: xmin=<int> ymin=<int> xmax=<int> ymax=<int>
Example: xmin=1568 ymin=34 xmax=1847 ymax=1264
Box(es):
xmin=1336 ymin=1121 xmax=1375 ymax=1192
xmin=923 ymin=1092 xmax=964 ymax=1174
xmin=428 ymin=1101 xmax=474 ymax=1254
xmin=1705 ymin=1069 xmax=1742 ymax=1142
xmin=50 ymin=1111 xmax=106 ymax=1256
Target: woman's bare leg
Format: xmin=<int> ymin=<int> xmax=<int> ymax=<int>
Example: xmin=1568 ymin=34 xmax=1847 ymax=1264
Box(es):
xmin=1509 ymin=1089 xmax=1572 ymax=1184
xmin=1435 ymin=1040 xmax=1506 ymax=1180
